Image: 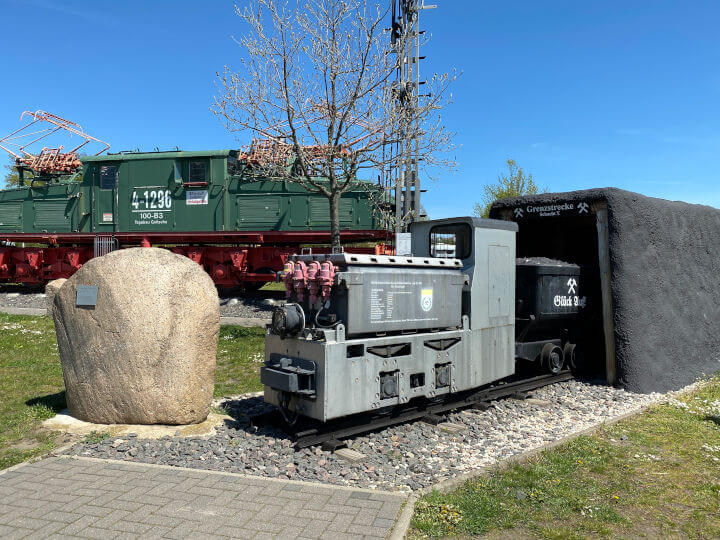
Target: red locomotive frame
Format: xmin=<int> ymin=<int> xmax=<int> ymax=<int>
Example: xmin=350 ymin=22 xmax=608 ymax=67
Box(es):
xmin=0 ymin=230 xmax=390 ymax=288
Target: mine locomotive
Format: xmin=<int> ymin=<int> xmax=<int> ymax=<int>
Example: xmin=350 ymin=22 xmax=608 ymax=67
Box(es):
xmin=261 ymin=217 xmax=587 ymax=423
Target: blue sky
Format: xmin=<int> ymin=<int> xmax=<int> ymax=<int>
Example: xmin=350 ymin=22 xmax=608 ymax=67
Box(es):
xmin=1 ymin=0 xmax=719 ymax=218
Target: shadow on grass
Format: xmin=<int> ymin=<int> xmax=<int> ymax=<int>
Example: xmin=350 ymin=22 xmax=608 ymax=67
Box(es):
xmin=26 ymin=390 xmax=67 ymax=413
xmin=705 ymin=415 xmax=720 ymax=426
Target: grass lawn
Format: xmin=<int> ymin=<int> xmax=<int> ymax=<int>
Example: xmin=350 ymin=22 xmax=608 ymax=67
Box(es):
xmin=0 ymin=313 xmax=264 ymax=470
xmin=259 ymin=281 xmax=286 ymax=292
xmin=214 ymin=325 xmax=265 ymax=397
xmin=411 ymin=376 xmax=720 ymax=538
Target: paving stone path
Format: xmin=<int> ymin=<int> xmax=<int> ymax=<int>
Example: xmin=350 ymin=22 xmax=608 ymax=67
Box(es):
xmin=0 ymin=456 xmax=407 ymax=539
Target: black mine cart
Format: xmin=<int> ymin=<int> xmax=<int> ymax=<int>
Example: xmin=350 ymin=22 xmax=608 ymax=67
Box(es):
xmin=515 ymin=257 xmax=585 ymax=374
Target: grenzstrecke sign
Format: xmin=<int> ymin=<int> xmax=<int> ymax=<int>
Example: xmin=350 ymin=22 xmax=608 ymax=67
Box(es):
xmin=511 ymin=201 xmax=589 ymax=219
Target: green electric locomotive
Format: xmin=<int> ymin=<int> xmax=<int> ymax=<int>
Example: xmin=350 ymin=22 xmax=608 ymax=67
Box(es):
xmin=0 ymin=149 xmax=389 ymax=287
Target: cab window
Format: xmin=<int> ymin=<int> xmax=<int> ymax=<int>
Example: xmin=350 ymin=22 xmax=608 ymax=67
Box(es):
xmin=99 ymin=166 xmax=117 ymax=190
xmin=430 ymin=223 xmax=472 ymax=259
xmin=189 ymin=162 xmax=206 ymax=183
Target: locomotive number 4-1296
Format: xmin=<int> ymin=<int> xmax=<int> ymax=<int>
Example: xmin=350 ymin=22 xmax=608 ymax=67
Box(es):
xmin=131 ymin=189 xmax=172 ymax=211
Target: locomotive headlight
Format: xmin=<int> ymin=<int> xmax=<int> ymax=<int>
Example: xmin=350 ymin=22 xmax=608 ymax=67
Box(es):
xmin=271 ymin=303 xmax=305 ymax=339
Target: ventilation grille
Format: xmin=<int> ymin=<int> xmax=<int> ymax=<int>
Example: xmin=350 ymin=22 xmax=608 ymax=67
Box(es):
xmin=0 ymin=202 xmax=22 ymax=230
xmin=237 ymin=197 xmax=281 ymax=227
xmin=34 ymin=199 xmax=70 ymax=231
xmin=308 ymin=198 xmax=353 ymax=226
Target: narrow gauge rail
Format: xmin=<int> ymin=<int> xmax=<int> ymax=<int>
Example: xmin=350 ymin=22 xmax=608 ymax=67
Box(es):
xmin=252 ymin=371 xmax=573 ymax=450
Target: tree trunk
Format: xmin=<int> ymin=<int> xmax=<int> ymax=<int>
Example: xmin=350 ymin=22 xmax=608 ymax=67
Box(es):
xmin=329 ymin=192 xmax=341 ymax=250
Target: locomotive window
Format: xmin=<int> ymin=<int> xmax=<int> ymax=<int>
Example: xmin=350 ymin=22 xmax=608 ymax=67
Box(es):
xmin=173 ymin=161 xmax=183 ymax=182
xmin=99 ymin=166 xmax=117 ymax=190
xmin=189 ymin=161 xmax=206 ymax=183
xmin=430 ymin=223 xmax=472 ymax=259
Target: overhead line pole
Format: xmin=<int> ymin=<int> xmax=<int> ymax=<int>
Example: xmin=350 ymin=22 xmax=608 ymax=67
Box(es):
xmin=389 ymin=0 xmax=436 ymax=235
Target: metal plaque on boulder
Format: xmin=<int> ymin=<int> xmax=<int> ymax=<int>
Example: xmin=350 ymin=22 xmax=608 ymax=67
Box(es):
xmin=76 ymin=285 xmax=98 ymax=307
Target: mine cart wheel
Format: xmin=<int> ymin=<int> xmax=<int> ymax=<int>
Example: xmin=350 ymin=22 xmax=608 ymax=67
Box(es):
xmin=563 ymin=342 xmax=577 ymax=370
xmin=541 ymin=343 xmax=564 ymax=374
xmin=565 ymin=342 xmax=587 ymax=375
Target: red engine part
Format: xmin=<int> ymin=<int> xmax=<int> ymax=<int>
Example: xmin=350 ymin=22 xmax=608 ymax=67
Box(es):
xmin=170 ymin=246 xmax=249 ymax=288
xmin=306 ymin=261 xmax=321 ymax=304
xmin=318 ymin=262 xmax=337 ymax=302
xmin=281 ymin=261 xmax=296 ymax=298
xmin=0 ymin=248 xmax=10 ymax=276
xmin=292 ymin=261 xmax=308 ymax=301
xmin=40 ymin=248 xmax=85 ymax=279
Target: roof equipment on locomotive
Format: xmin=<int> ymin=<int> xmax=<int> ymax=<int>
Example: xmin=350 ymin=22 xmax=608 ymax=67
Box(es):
xmin=0 ymin=110 xmax=110 ymax=176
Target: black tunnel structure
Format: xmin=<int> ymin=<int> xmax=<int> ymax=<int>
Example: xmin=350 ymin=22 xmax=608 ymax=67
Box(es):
xmin=490 ymin=187 xmax=720 ymax=393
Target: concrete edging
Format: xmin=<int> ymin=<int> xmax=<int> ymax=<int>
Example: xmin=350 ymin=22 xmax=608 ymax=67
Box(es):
xmin=388 ymin=406 xmax=658 ymax=539
xmin=418 ymin=402 xmax=653 ymax=496
xmin=220 ymin=316 xmax=269 ymax=327
xmin=0 ymin=306 xmax=269 ymax=328
xmin=0 ymin=306 xmax=46 ymax=316
xmin=389 ymin=494 xmax=419 ymax=540
xmin=391 ymin=383 xmax=703 ymax=538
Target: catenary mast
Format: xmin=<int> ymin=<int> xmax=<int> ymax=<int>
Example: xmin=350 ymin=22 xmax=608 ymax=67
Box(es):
xmin=388 ymin=0 xmax=435 ymax=234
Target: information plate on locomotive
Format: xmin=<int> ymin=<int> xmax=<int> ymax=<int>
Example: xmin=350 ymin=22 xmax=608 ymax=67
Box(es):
xmin=76 ymin=285 xmax=99 ymax=307
xmin=343 ymin=266 xmax=463 ymax=335
xmin=186 ymin=190 xmax=209 ymax=205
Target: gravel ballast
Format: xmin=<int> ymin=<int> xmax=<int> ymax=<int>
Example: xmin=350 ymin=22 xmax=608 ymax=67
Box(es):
xmin=66 ymin=379 xmax=673 ymax=492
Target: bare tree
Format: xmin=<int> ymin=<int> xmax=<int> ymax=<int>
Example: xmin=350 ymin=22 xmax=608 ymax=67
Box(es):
xmin=213 ymin=0 xmax=455 ymax=248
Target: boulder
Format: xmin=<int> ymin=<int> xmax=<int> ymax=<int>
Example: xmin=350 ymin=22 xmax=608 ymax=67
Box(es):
xmin=45 ymin=278 xmax=67 ymax=315
xmin=52 ymin=247 xmax=219 ymax=425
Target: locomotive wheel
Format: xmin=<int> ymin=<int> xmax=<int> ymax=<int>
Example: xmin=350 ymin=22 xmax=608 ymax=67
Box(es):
xmin=541 ymin=343 xmax=564 ymax=374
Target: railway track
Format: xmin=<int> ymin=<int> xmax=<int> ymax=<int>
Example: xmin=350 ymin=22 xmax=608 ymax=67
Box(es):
xmin=252 ymin=370 xmax=574 ymax=450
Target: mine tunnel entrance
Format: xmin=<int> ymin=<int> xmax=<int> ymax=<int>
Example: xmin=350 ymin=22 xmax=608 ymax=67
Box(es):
xmin=496 ymin=202 xmax=614 ymax=382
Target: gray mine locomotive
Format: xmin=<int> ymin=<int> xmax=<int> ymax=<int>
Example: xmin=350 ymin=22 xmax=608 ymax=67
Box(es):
xmin=261 ymin=217 xmax=587 ymax=423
